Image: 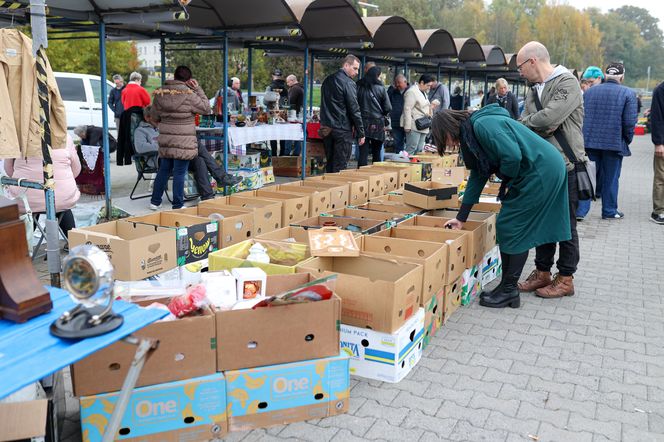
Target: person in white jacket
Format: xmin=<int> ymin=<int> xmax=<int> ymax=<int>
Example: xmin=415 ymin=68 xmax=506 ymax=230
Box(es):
xmin=401 ymin=74 xmax=435 ymax=154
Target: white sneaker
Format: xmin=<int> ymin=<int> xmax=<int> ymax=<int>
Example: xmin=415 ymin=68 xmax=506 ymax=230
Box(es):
xmin=149 ymin=203 xmax=161 ymax=211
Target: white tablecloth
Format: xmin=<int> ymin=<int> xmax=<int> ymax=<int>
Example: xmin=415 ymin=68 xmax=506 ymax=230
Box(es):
xmin=228 ymin=124 xmax=303 ymax=146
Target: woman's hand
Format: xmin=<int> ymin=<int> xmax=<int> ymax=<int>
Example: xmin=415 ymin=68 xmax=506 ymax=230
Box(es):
xmin=444 ymin=219 xmax=464 ymax=230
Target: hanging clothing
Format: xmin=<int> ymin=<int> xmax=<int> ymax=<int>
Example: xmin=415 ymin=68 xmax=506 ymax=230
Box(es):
xmin=0 ymin=29 xmax=67 ymax=159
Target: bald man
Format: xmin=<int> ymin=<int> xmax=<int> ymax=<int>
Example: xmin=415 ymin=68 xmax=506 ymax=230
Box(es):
xmin=515 ymin=41 xmax=585 ymax=299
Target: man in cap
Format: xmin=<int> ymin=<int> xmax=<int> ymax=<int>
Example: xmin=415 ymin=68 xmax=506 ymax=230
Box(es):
xmin=581 ymin=62 xmax=637 ymax=220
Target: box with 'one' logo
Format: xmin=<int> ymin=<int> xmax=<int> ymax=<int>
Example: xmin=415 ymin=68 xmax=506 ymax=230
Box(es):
xmin=79 ymin=373 xmax=227 ymax=441
xmin=224 ymin=353 xmax=350 ymax=432
xmin=340 ymin=308 xmax=425 ymax=383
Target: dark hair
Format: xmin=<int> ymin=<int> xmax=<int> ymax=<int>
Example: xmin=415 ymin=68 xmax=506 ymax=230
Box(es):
xmin=227 ymin=78 xmax=233 ymax=88
xmin=359 ymin=66 xmax=382 ymax=87
xmin=419 ymin=74 xmax=435 ymax=84
xmin=174 ymin=65 xmax=192 ymax=82
xmin=453 ymin=86 xmax=462 ymax=95
xmin=342 ymin=54 xmax=360 ymax=67
xmin=431 ymin=109 xmax=471 ymax=156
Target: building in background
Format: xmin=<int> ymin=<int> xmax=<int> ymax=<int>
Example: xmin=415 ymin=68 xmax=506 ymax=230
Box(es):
xmin=135 ymin=40 xmax=162 ymax=74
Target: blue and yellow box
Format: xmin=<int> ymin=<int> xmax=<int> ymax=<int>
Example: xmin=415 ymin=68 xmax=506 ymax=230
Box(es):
xmin=423 ymin=288 xmax=444 ymax=349
xmin=80 ymin=373 xmax=227 ymax=442
xmin=461 ymin=264 xmax=482 ymax=306
xmin=225 ymin=354 xmax=350 ymax=432
xmin=340 ymin=308 xmax=425 ymax=383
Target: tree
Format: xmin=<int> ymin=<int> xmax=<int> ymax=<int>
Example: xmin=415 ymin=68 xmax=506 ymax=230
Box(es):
xmin=612 ymin=6 xmax=663 ymax=43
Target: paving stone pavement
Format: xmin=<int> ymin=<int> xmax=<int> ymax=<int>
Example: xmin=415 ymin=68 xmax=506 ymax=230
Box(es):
xmin=50 ymin=136 xmax=664 ymax=441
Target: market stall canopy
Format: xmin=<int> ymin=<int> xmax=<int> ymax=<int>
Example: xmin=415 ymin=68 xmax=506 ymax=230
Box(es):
xmin=416 ymin=29 xmax=457 ymax=59
xmin=454 ymin=38 xmax=484 ymax=63
xmin=363 ymin=16 xmax=420 ymax=52
xmin=286 ymin=0 xmax=371 ymax=42
xmin=482 ymin=45 xmax=507 ymax=66
xmin=507 ymin=53 xmax=518 ymax=71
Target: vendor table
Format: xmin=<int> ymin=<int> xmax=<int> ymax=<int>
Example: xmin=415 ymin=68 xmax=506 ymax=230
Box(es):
xmin=228 ymin=123 xmax=303 ymax=146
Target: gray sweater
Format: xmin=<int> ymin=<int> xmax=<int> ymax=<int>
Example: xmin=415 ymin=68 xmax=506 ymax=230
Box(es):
xmin=521 ymin=66 xmax=586 ymax=171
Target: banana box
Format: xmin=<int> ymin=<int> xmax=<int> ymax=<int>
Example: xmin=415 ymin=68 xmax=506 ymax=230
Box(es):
xmin=423 ymin=288 xmax=444 ymax=349
xmin=481 ymin=245 xmax=502 ymax=287
xmin=461 ymin=264 xmax=482 ymax=306
xmin=224 ymin=354 xmax=350 ymax=431
xmin=443 ymin=276 xmax=462 ymax=323
xmin=80 ymin=373 xmax=227 ymax=442
xmin=340 ymin=308 xmax=424 ymax=383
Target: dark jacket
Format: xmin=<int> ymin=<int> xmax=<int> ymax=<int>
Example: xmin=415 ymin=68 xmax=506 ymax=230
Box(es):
xmin=117 ymin=106 xmax=143 ymax=165
xmin=320 ymin=69 xmax=364 ymax=137
xmin=486 ymin=91 xmax=519 ymax=119
xmin=288 ymin=82 xmax=304 ymax=113
xmin=387 ymin=85 xmax=406 ymax=129
xmin=108 ymin=86 xmax=124 ymax=118
xmin=357 ymin=81 xmax=392 ymax=141
xmin=582 ymin=79 xmax=638 ymax=156
xmin=266 ymin=78 xmax=289 ymax=107
xmin=652 ymin=82 xmax=664 ymax=146
xmin=450 ymin=93 xmax=465 ymax=110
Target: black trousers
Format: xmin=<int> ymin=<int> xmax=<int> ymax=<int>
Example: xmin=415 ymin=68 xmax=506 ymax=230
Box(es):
xmin=270 ymin=140 xmax=286 ymax=157
xmin=358 ymin=138 xmax=382 ymax=167
xmin=191 ymin=144 xmax=229 ymax=200
xmin=35 ymin=210 xmax=76 ymax=238
xmin=534 ymin=170 xmax=580 ymax=276
xmin=323 ymin=129 xmax=353 ymax=173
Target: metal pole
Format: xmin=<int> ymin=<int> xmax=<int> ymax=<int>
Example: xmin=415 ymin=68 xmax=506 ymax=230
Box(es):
xmin=484 ymin=74 xmax=489 ymax=106
xmin=309 ymin=53 xmax=315 ymax=113
xmin=448 ymin=71 xmax=453 ymax=94
xmin=462 ymin=70 xmax=467 ymax=109
xmin=302 ymin=44 xmax=309 ymax=180
xmin=247 ymin=47 xmax=252 ymax=101
xmin=99 ymin=21 xmax=112 ymax=219
xmin=437 ymin=64 xmax=441 ymax=83
xmin=360 ymin=54 xmax=366 ymax=79
xmin=160 ymin=36 xmax=166 ymax=86
xmin=404 ymin=61 xmax=409 ymax=82
xmin=222 ymin=34 xmax=229 ymax=195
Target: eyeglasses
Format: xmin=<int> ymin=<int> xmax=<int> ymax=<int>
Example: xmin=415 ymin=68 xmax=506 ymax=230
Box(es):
xmin=517 ymin=58 xmax=532 ymax=71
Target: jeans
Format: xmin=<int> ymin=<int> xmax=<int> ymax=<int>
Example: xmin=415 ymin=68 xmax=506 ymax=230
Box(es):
xmin=284 ymin=140 xmax=302 ymax=156
xmin=323 ymin=129 xmax=353 ymax=173
xmin=391 ymin=127 xmax=405 ymax=152
xmin=358 ymin=138 xmax=383 ymax=167
xmin=151 ymin=158 xmax=189 ymax=209
xmin=586 ymin=148 xmax=623 ymax=217
xmin=405 ymin=130 xmax=427 ymax=155
xmin=535 ymin=170 xmax=579 ymax=276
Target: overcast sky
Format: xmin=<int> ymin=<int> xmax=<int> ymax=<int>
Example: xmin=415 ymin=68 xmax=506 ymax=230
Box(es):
xmin=571 ymin=0 xmax=664 ymax=33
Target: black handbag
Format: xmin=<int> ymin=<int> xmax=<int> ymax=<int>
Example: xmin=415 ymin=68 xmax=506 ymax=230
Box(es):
xmin=532 ymin=89 xmax=595 ymax=200
xmin=415 ymin=116 xmax=432 ymax=131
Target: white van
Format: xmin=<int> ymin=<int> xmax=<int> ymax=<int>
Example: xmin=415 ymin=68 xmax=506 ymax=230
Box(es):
xmin=54 ymin=72 xmax=117 ymax=130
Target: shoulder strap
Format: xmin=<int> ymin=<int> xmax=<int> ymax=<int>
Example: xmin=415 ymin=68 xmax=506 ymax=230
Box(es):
xmin=531 ymin=86 xmax=578 ymax=164
xmin=367 ymin=86 xmax=384 ymax=113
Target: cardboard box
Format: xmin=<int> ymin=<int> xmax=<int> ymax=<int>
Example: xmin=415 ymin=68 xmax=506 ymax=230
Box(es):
xmin=299 ymin=180 xmax=350 ymax=210
xmin=370 ymin=193 xmax=404 ymax=204
xmin=362 ymin=169 xmax=398 ymax=192
xmin=340 ymin=307 xmax=424 ymax=383
xmin=413 ymin=154 xmax=444 ymax=168
xmin=261 ymin=166 xmax=276 ymax=184
xmin=0 ymin=400 xmax=47 ymax=441
xmin=125 ymin=212 xmax=219 ymax=265
xmin=208 ymin=239 xmax=309 ymax=275
xmin=69 ymin=221 xmax=177 ymax=281
xmin=373 ymin=161 xmax=422 ymax=182
xmin=431 ymin=167 xmax=466 ymax=186
xmin=71 ymin=307 xmax=217 ymax=397
xmin=297 ymin=255 xmax=423 ymax=333
xmin=403 ymin=181 xmax=458 ymax=210
xmin=215 ymin=273 xmax=341 ymax=371
xmin=360 ymin=165 xmax=412 ymax=188
xmin=443 ymin=277 xmax=462 ymax=322
xmin=442 ymin=154 xmax=459 ymax=167
xmin=462 ymin=195 xmax=502 ymax=213
xmin=277 ymin=183 xmax=333 ymax=216
xmin=80 ymin=374 xmax=227 ymax=442
xmin=254 ymin=189 xmax=310 ymax=224
xmin=481 ymin=245 xmax=502 ymax=287
xmin=225 ymin=354 xmax=349 ymax=432
xmin=307 ymin=227 xmax=360 ymax=257
xmin=373 ymin=225 xmax=467 ymax=284
xmin=429 ymin=209 xmax=497 ymax=255
xmin=400 ymin=215 xmax=486 ymax=266
xmin=360 ymin=235 xmax=447 ymax=305
xmin=461 ymin=264 xmax=482 ymax=305
xmin=229 ymin=152 xmax=261 ymax=170
xmin=357 ymin=202 xmax=423 ymax=215
xmin=423 ymin=288 xmax=444 ymax=349
xmin=174 ymin=205 xmax=254 ymax=249
xmin=343 ymin=169 xmax=395 ymax=194
xmin=211 ymin=195 xmax=282 ymax=235
xmin=310 ymin=175 xmax=369 ymax=205
xmin=339 ymin=171 xmax=385 ymax=197
xmin=255 ymin=225 xmax=311 ymax=244
xmin=324 ymin=207 xmax=406 ymax=227
xmin=292 ymin=215 xmax=385 ymax=235
xmin=271 ymin=156 xmax=311 ymax=177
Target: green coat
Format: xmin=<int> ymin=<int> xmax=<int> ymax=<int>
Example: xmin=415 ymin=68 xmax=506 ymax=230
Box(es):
xmin=463 ymin=105 xmax=571 ymax=254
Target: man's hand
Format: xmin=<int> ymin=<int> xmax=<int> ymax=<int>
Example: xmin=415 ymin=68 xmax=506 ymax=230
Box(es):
xmin=405 ymin=129 xmax=411 ymax=133
xmin=656 ymin=145 xmax=664 ymax=158
xmin=444 ymin=219 xmax=464 ymax=230
xmin=185 ymin=79 xmax=199 ymax=89
xmin=358 ymin=137 xmax=366 ymax=146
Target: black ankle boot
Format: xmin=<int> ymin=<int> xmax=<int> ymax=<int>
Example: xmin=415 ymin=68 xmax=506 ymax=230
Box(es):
xmin=479 ymin=251 xmax=528 ymax=309
xmin=479 ymin=287 xmax=520 ymax=308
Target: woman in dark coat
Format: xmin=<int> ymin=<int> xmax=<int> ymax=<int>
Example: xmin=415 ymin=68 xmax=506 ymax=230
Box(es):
xmin=356 ymin=66 xmax=392 ymax=166
xmin=434 ymin=105 xmax=571 ymax=308
xmin=486 ymin=78 xmax=519 ymax=119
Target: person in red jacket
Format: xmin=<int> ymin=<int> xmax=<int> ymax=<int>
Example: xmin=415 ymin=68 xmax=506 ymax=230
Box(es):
xmin=121 ymin=71 xmax=151 ymax=109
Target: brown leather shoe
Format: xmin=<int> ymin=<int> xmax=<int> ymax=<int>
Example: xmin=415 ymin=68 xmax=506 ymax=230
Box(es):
xmin=535 ymin=273 xmax=575 ymax=298
xmin=517 ymin=269 xmax=552 ymax=292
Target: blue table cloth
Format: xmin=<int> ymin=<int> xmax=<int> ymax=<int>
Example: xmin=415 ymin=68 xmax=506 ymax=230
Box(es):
xmin=0 ymin=286 xmax=167 ymax=398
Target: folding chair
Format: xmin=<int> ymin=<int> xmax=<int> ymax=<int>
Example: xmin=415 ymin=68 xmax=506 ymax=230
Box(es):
xmin=129 ymin=152 xmax=159 ymax=200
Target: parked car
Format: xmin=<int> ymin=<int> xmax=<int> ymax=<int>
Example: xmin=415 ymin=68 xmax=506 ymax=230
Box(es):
xmin=54 ymin=72 xmax=117 ymax=130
